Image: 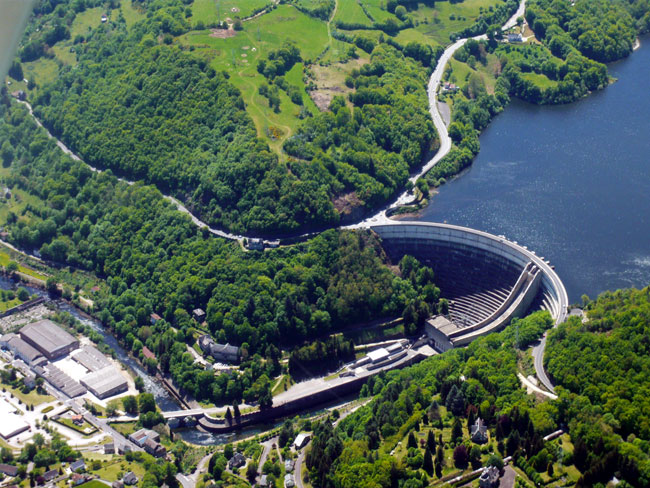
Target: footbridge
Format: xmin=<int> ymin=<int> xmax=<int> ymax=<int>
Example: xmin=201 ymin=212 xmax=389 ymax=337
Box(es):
xmin=371 ymin=222 xmax=568 ymax=369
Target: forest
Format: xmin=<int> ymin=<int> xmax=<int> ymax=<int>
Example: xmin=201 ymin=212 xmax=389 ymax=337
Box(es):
xmin=306 ymin=290 xmax=650 ymax=487
xmin=21 ymin=0 xmax=437 ymax=235
xmin=0 ymin=97 xmax=440 ymax=406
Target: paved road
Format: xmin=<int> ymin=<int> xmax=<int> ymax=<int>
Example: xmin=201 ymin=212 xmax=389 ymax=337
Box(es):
xmin=532 ymin=334 xmax=555 ymax=393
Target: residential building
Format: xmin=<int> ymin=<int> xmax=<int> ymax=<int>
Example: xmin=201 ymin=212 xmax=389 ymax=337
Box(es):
xmin=198 ymin=335 xmax=239 ymax=363
xmin=123 ymin=472 xmax=138 ymax=485
xmin=104 ymin=443 xmax=115 ymax=454
xmin=228 ymin=452 xmax=246 ymax=469
xmin=144 ymin=437 xmax=167 ymax=458
xmin=284 ymin=473 xmax=295 ymax=488
xmin=479 ymin=466 xmax=500 ymax=487
xmin=0 ymin=464 xmax=18 ymax=477
xmin=294 ymin=433 xmax=311 ymax=449
xmin=471 ymin=418 xmax=488 ymax=444
xmin=193 ymin=308 xmax=206 ymax=322
xmin=70 ymin=459 xmax=86 ymax=472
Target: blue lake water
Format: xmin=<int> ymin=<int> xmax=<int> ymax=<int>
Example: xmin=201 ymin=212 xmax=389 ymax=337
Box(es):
xmin=416 ymin=41 xmax=650 ymax=302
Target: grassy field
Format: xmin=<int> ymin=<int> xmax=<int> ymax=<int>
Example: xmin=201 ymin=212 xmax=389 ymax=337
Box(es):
xmin=1 ymin=381 xmax=54 ymax=406
xmin=180 ymin=5 xmax=329 ymax=152
xmin=87 ymin=454 xmax=147 ymax=482
xmin=191 ymin=0 xmax=271 ymax=23
xmin=521 ymin=71 xmax=557 ymax=89
xmin=410 ymin=0 xmax=502 ymax=45
xmin=108 ymin=420 xmax=138 ymax=437
xmin=334 ymin=0 xmax=373 ymax=26
xmin=0 ymin=247 xmax=49 ymax=282
xmin=362 ymin=0 xmax=399 ymax=22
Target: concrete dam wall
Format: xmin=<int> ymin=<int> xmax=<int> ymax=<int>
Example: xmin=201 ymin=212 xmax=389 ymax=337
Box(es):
xmin=372 ymin=222 xmax=568 ymax=347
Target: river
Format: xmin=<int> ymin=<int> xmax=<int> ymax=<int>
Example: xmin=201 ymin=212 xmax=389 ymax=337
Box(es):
xmin=415 ymin=40 xmax=650 ymax=302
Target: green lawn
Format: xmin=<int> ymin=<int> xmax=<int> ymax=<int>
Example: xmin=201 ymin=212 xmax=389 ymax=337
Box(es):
xmin=1 ymin=381 xmax=54 ymax=406
xmin=119 ymin=0 xmax=145 ymax=28
xmin=89 ymin=455 xmax=147 ymax=482
xmin=334 ymin=0 xmax=373 ymax=26
xmin=108 ymin=420 xmax=138 ymax=437
xmin=77 ymin=481 xmax=108 ymax=488
xmin=71 ymin=7 xmax=105 ymax=39
xmin=521 ymin=71 xmax=558 ymax=89
xmin=191 ymin=0 xmax=271 ymax=23
xmin=361 ymin=0 xmax=399 ymax=22
xmin=410 ymin=0 xmax=502 ymax=45
xmin=179 ymin=5 xmax=329 ymax=152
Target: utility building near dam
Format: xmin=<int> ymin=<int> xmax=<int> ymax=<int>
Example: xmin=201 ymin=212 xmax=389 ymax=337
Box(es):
xmin=372 ymin=222 xmax=568 ymax=351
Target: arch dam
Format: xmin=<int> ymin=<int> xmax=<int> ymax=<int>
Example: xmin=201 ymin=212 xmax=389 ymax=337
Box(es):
xmin=371 ymin=221 xmax=568 ymax=352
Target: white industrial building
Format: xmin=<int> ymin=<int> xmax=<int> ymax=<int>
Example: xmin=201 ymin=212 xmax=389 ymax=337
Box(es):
xmin=0 ymin=397 xmax=29 ymax=439
xmin=80 ymin=365 xmax=128 ymax=399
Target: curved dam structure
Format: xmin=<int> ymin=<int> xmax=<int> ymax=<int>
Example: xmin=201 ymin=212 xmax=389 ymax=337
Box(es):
xmin=372 ymin=222 xmax=568 ymax=351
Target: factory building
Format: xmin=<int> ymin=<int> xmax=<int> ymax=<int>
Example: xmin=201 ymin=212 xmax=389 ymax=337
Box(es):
xmin=80 ymin=365 xmax=128 ymax=399
xmin=20 ymin=320 xmax=79 ymax=360
xmin=0 ymin=333 xmax=46 ymax=366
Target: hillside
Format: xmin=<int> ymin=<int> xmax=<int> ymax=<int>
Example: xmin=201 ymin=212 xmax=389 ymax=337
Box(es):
xmin=12 ymin=0 xmax=512 ymax=234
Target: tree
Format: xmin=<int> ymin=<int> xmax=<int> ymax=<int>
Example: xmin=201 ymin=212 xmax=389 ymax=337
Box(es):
xmin=225 ymin=407 xmax=233 ymax=425
xmin=451 ymin=417 xmax=463 ymax=445
xmin=122 ymin=395 xmax=138 ymax=415
xmin=423 ymin=447 xmax=434 ymax=474
xmin=246 ymin=461 xmax=257 ymax=482
xmin=46 ymin=277 xmax=59 ymax=296
xmin=138 ymin=393 xmax=156 ymax=414
xmin=427 ymin=430 xmax=436 ymax=451
xmin=407 ymin=431 xmax=417 ymax=449
xmin=453 ymin=445 xmax=469 ymax=469
xmin=469 ymin=445 xmax=482 ymax=469
xmin=17 ymin=287 xmax=30 ymax=301
xmin=486 ymin=454 xmax=504 ymax=471
xmin=223 ymin=444 xmax=234 ymax=460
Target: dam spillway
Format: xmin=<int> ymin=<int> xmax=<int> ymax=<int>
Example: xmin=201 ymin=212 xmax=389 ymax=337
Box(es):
xmin=372 ymin=222 xmax=568 ymax=349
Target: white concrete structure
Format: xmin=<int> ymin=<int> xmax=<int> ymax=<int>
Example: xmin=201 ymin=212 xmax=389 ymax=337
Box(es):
xmin=0 ymin=397 xmax=29 ymax=439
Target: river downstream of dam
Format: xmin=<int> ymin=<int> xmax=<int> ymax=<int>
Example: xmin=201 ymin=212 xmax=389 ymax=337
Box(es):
xmin=415 ymin=39 xmax=650 ymax=302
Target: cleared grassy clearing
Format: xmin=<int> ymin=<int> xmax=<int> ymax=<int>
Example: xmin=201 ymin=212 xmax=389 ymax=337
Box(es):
xmin=180 ymin=5 xmax=329 ymax=150
xmin=192 ymin=0 xmax=271 ymax=23
xmin=334 ymin=0 xmax=373 ymax=25
xmin=410 ymin=0 xmax=500 ymax=45
xmin=362 ymin=0 xmax=399 ymax=22
xmin=521 ymin=71 xmax=558 ymax=89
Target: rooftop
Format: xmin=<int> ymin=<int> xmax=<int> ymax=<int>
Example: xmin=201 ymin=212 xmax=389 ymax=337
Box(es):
xmin=20 ymin=319 xmax=78 ymax=356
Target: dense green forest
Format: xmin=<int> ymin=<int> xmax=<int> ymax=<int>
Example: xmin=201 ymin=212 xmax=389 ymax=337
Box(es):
xmin=23 ymin=0 xmax=436 ymax=234
xmin=305 ymin=290 xmax=650 ymax=487
xmin=0 ymin=98 xmax=440 ymax=405
xmin=546 ymin=288 xmax=650 ymax=485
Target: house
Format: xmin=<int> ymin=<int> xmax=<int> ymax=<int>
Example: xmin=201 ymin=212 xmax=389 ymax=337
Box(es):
xmin=42 ymin=469 xmax=58 ymax=482
xmin=443 ymin=82 xmax=458 ymax=92
xmin=508 ymin=33 xmax=523 ymax=42
xmin=144 ymin=437 xmax=167 ymax=458
xmin=101 ymin=13 xmax=108 ymax=22
xmin=471 ymin=418 xmax=488 ymax=444
xmin=104 ymin=443 xmax=115 ymax=454
xmin=71 ymin=473 xmax=90 ymax=485
xmin=284 ymin=459 xmax=294 ymax=472
xmin=259 ymin=474 xmax=270 ymax=487
xmin=23 ymin=372 xmax=36 ymax=390
xmin=228 ymin=452 xmax=246 ymax=469
xmin=129 ymin=428 xmax=160 ymax=447
xmin=123 ymin=471 xmax=138 ymax=485
xmin=294 ymin=433 xmax=311 ymax=449
xmin=118 ymin=444 xmax=131 ymax=455
xmin=71 ymin=414 xmax=84 ymax=426
xmin=112 ymin=481 xmax=125 ymax=488
xmin=150 ymin=313 xmax=162 ymax=324
xmin=0 ymin=464 xmax=18 ymax=477
xmin=142 ymin=346 xmax=156 ymax=361
xmin=479 ymin=466 xmax=500 ymax=487
xmin=192 ymin=308 xmax=206 ymax=322
xmin=198 ymin=335 xmax=239 ymax=363
xmin=70 ymin=459 xmax=86 ymax=472
xmin=247 ymin=238 xmax=264 ymax=251
xmin=284 ymin=473 xmax=295 ymax=488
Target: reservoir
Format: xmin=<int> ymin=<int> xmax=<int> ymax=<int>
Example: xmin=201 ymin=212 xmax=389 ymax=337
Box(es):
xmin=416 ymin=40 xmax=650 ymax=302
